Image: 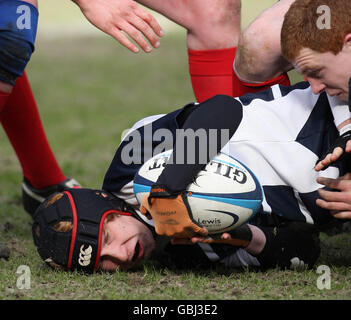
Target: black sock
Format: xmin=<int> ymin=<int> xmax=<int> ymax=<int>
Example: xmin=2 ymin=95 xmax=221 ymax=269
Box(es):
xmin=256 ymin=222 xmax=321 ymax=270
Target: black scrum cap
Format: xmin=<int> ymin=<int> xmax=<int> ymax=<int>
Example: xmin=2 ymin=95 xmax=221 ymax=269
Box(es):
xmin=32 ymin=188 xmax=133 ymax=273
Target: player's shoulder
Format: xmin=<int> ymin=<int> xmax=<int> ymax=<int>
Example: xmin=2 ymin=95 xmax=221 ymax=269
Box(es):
xmin=237 ymin=81 xmax=312 ymax=106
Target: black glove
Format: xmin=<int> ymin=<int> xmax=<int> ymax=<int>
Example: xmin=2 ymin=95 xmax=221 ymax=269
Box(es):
xmin=316 ymin=129 xmax=351 ymax=170
xmin=201 ymin=224 xmax=253 ymax=248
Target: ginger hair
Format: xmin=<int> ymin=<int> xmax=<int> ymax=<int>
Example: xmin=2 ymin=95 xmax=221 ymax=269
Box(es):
xmin=281 ymin=0 xmax=351 ymax=62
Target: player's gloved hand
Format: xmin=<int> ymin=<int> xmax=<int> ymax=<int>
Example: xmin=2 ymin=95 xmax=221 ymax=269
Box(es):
xmin=171 ymin=224 xmax=252 ymax=248
xmin=315 ymin=127 xmax=351 ymax=171
xmin=140 ymin=184 xmax=208 ymax=238
xmin=199 ymin=224 xmax=252 ymax=247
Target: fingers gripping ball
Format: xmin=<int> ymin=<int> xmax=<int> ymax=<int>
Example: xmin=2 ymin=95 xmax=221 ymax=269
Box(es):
xmin=135 ymin=151 xmax=263 ymax=235
xmin=140 ymin=185 xmax=208 ymax=238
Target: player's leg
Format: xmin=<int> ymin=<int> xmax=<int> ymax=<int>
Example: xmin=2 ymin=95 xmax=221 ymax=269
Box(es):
xmin=139 ymin=0 xmax=240 ymax=50
xmin=1 ymin=71 xmax=67 ymax=189
xmin=256 ymin=221 xmax=321 ymax=270
xmin=184 ymin=0 xmax=241 ymax=102
xmin=0 ymin=0 xmax=38 ymax=110
xmin=235 ymin=0 xmax=295 ymax=83
xmin=138 ymin=0 xmax=241 ymax=102
xmin=0 ymin=72 xmax=81 ymax=216
xmin=0 ymin=83 xmax=12 ymax=118
xmin=0 ymin=1 xmax=80 ymax=216
xmin=0 ymin=0 xmax=39 ymax=254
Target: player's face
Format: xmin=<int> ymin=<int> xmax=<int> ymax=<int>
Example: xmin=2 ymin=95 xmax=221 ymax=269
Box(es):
xmin=99 ymin=215 xmax=155 ymax=271
xmin=294 ymin=45 xmax=351 ymax=102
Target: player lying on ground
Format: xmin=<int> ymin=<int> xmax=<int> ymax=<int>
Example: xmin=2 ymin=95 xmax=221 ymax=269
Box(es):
xmin=31 ymin=0 xmax=351 ymax=273
xmin=32 ymin=82 xmax=348 ymax=273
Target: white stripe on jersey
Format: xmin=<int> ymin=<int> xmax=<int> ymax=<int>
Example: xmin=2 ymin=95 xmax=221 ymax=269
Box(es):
xmin=327 ymin=94 xmax=351 ymax=128
xmin=293 ymin=190 xmax=314 ymax=224
xmin=261 ymin=192 xmax=272 ymax=214
xmin=271 ymin=84 xmax=282 ymax=100
xmin=233 ymin=85 xmax=319 ymax=142
xmin=120 ymin=114 xmax=166 ymax=146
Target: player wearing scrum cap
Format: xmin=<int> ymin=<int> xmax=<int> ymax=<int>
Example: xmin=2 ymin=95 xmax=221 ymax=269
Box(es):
xmin=32 ymin=79 xmax=348 ymax=273
xmin=32 ymin=0 xmax=351 ymax=273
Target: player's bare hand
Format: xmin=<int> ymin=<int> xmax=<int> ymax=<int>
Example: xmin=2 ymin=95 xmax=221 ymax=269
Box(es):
xmin=73 ymin=0 xmax=164 ymax=53
xmin=315 ymin=132 xmax=351 ymax=171
xmin=316 ymin=173 xmax=351 ymax=219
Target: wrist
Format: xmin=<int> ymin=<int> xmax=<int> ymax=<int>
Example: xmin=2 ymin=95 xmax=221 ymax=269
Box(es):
xmin=339 ymin=123 xmax=351 ymax=136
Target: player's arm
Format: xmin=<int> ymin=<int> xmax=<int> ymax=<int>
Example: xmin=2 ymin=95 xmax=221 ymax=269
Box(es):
xmin=315 ymin=83 xmax=351 ymax=172
xmin=173 ymin=222 xmax=321 ymax=270
xmin=140 ymin=95 xmax=243 ymax=238
xmin=314 ymin=121 xmax=351 ymax=171
xmin=71 ymin=0 xmax=163 ymax=53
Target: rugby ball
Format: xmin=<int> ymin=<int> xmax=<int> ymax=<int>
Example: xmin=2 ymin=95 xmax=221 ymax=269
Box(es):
xmin=133 ymin=151 xmax=263 ymax=234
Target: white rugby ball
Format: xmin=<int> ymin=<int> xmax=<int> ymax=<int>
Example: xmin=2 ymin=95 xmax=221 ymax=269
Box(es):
xmin=133 ymin=151 xmax=263 ymax=234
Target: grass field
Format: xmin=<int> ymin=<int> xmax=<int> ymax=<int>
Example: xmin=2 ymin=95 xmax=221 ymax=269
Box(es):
xmin=0 ymin=1 xmax=350 ymax=302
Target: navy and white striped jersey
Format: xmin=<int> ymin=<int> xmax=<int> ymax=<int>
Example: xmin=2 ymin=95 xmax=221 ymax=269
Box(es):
xmin=102 ymin=82 xmax=349 ymax=268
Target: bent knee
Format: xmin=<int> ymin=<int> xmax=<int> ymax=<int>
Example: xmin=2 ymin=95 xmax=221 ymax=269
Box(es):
xmin=235 ymin=26 xmax=293 ymax=82
xmin=235 ymin=25 xmax=276 ymax=80
xmin=235 ymin=1 xmax=295 ymax=82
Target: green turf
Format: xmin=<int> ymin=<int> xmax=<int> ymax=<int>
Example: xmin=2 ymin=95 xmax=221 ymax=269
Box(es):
xmin=0 ymin=1 xmax=349 ymax=301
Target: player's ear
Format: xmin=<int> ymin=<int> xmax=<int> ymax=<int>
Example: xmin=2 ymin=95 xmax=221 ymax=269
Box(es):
xmin=343 ymin=34 xmax=351 ymax=51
